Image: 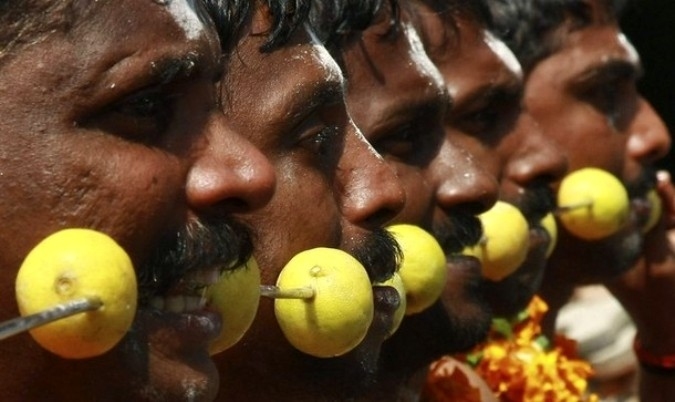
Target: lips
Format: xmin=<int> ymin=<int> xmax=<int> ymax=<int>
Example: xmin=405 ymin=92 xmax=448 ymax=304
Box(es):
xmin=138 ymin=266 xmax=227 ymax=350
xmin=371 ymin=285 xmax=401 ymax=335
xmin=528 ymin=224 xmax=550 ymax=253
xmin=630 ymin=194 xmax=653 ymax=229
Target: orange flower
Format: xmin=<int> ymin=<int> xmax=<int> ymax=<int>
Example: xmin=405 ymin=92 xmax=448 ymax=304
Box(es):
xmin=425 ymin=357 xmax=483 ymax=402
xmin=425 ymin=296 xmax=598 ymax=402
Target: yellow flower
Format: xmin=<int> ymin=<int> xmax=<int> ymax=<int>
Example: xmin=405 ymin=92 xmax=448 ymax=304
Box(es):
xmin=425 ymin=296 xmax=598 ymax=402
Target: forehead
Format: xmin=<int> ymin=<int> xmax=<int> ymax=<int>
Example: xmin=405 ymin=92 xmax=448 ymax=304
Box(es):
xmin=0 ymin=0 xmax=219 ymax=118
xmin=532 ymin=22 xmax=640 ymax=86
xmin=427 ymin=13 xmax=522 ymax=91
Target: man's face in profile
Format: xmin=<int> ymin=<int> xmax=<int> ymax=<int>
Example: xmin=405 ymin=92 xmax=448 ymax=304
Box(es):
xmin=0 ymin=1 xmax=276 ymax=400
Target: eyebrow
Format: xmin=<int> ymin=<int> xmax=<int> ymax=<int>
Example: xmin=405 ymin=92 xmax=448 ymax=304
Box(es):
xmin=287 ymin=78 xmax=346 ymax=122
xmin=150 ymin=53 xmax=202 ymax=85
xmin=573 ymin=58 xmax=644 ymax=85
xmin=451 ymin=78 xmax=523 ymax=115
xmin=368 ymin=84 xmax=450 ymax=136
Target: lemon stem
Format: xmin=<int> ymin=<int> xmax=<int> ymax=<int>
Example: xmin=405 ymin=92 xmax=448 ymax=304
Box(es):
xmin=259 ymin=285 xmax=315 ymax=299
xmin=0 ymin=296 xmax=103 ymax=341
xmin=556 ymin=199 xmax=593 ymax=214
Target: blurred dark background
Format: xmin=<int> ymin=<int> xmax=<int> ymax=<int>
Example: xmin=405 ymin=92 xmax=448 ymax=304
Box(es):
xmin=622 ymin=0 xmax=675 ymax=174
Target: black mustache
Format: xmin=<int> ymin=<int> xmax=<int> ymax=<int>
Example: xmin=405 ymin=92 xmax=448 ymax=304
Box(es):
xmin=625 ymin=167 xmax=657 ymax=199
xmin=136 ymin=218 xmax=254 ymax=301
xmin=351 ymin=228 xmax=402 ymax=284
xmin=432 ymin=211 xmax=483 ymax=255
xmin=517 ymin=185 xmax=556 ymax=225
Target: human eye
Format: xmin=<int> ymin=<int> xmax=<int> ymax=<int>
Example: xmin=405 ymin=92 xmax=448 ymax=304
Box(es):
xmin=582 ymin=79 xmax=635 ymax=130
xmin=372 ymin=105 xmax=445 ymax=166
xmin=90 ymin=87 xmax=175 ymax=143
xmin=374 ymin=122 xmax=417 ymax=159
xmin=301 ymin=123 xmax=341 ymax=159
xmin=294 ymin=108 xmax=344 ymax=171
xmin=452 ymin=90 xmax=519 ymax=144
xmin=574 ymin=64 xmax=639 ymax=130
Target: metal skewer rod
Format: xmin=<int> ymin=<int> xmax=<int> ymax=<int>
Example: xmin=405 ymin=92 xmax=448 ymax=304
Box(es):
xmin=0 ymin=297 xmax=102 ymax=341
xmin=259 ymin=285 xmax=315 ymax=299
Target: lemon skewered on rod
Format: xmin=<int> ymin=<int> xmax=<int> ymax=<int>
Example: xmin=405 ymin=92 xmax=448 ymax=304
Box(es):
xmin=207 ymin=257 xmax=261 ymax=355
xmin=267 ymin=248 xmax=375 ymax=358
xmin=641 ymin=189 xmax=662 ymax=234
xmin=463 ymin=201 xmax=530 ymax=281
xmin=13 ymin=228 xmax=137 ymax=359
xmin=386 ymin=224 xmax=446 ymax=315
xmin=557 ymin=167 xmax=630 ymax=240
xmin=540 ymin=212 xmax=558 ymax=258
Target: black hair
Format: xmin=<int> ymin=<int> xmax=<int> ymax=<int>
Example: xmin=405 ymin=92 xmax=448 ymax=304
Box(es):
xmin=203 ymin=0 xmax=312 ymax=52
xmin=482 ymin=0 xmax=630 ymax=70
xmin=406 ymin=0 xmax=492 ymax=58
xmin=313 ymin=0 xmax=400 ymax=48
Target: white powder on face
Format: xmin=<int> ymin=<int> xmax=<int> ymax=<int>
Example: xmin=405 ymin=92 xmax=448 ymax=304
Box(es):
xmin=165 ymin=0 xmax=206 ymax=41
xmin=306 ymin=24 xmax=344 ymax=85
xmin=402 ymin=22 xmax=445 ymax=90
xmin=483 ymin=31 xmax=523 ymax=80
xmin=617 ymin=33 xmax=640 ymax=66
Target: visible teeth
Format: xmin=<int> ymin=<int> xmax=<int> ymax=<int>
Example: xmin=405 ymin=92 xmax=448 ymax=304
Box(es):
xmin=189 ymin=268 xmax=221 ymax=287
xmin=185 ymin=296 xmax=204 ymax=311
xmin=166 ymin=296 xmax=185 ymax=313
xmin=151 ymin=295 xmax=207 ymax=313
xmin=150 ymin=297 xmax=165 ymax=310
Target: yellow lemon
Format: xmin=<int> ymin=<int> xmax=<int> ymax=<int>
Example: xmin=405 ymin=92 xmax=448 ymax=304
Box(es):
xmin=557 ymin=167 xmax=629 ymax=240
xmin=387 ymin=224 xmax=446 ymax=315
xmin=15 ymin=228 xmax=137 ymax=359
xmin=540 ymin=212 xmax=558 ymax=258
xmin=274 ymin=248 xmax=374 ymax=358
xmin=463 ymin=201 xmax=529 ymax=281
xmin=207 ymin=257 xmax=261 ymax=355
xmin=642 ymin=189 xmax=662 ymax=234
xmin=374 ymin=272 xmax=406 ymax=338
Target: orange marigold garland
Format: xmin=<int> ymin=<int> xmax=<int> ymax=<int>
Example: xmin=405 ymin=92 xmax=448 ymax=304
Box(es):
xmin=426 ymin=296 xmax=599 ymax=402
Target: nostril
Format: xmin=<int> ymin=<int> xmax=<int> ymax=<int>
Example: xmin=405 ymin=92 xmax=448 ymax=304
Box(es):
xmin=217 ymin=198 xmax=251 ymax=214
xmin=362 ymin=208 xmax=398 ymax=230
xmin=463 ymin=200 xmax=493 ymax=216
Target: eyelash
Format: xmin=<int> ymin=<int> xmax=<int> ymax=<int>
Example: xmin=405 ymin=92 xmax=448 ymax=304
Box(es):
xmin=298 ymin=123 xmax=342 ymax=170
xmin=376 ymin=122 xmax=418 ymax=159
xmin=584 ymin=79 xmax=632 ymax=129
xmin=454 ymin=99 xmax=511 ymax=140
xmin=100 ymin=87 xmax=174 ymax=143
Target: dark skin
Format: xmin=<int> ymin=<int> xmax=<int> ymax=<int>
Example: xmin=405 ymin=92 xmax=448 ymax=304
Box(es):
xmin=415 ymin=6 xmax=567 ymax=319
xmin=213 ymin=4 xmax=407 ymax=401
xmin=519 ymin=1 xmax=672 ymax=399
xmin=523 ymin=0 xmax=671 ymax=337
xmin=339 ymin=4 xmax=500 ymax=399
xmin=0 ymin=1 xmax=277 ymax=401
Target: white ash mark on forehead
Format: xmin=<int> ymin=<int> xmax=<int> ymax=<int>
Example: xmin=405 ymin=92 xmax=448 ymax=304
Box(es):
xmin=484 ymin=30 xmax=523 ymax=80
xmin=164 ymin=0 xmax=207 ymax=41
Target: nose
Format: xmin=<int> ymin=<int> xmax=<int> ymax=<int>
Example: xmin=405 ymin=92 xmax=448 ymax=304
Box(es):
xmin=626 ymin=98 xmax=671 ymax=164
xmin=186 ymin=115 xmax=276 ymax=214
xmin=504 ymin=112 xmax=568 ymax=186
xmin=339 ymin=129 xmax=406 ymax=229
xmin=433 ymin=138 xmax=499 ymax=215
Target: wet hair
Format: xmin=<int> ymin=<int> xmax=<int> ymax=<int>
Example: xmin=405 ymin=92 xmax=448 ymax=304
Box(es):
xmin=312 ymin=0 xmax=400 ymax=48
xmin=0 ymin=0 xmax=312 ymax=61
xmin=406 ymin=0 xmax=492 ymax=59
xmin=482 ymin=0 xmax=630 ymax=70
xmin=204 ymin=0 xmax=312 ymax=52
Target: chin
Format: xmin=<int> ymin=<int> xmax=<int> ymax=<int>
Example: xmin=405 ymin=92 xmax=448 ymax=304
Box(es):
xmin=140 ymin=351 xmax=219 ymax=402
xmin=116 ymin=312 xmax=221 ymax=402
xmin=484 ymin=241 xmax=548 ymax=317
xmin=554 ymin=226 xmax=643 ymax=285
